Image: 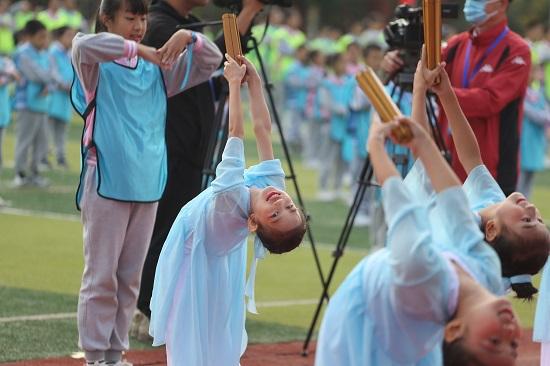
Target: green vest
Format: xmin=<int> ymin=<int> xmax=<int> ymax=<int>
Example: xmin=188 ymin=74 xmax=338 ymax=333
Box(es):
xmin=64 ymin=9 xmax=83 ymax=29
xmin=36 ymin=10 xmax=69 ymax=30
xmin=0 ymin=14 xmax=14 ymax=55
xmin=14 ymin=11 xmax=35 ymax=31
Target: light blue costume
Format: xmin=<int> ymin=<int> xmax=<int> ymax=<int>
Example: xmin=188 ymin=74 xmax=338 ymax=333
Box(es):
xmin=534 ymin=261 xmax=550 ymax=343
xmin=404 ymin=161 xmax=513 ymax=294
xmin=48 ymin=42 xmax=73 ymax=123
xmin=0 ymin=57 xmax=13 ymax=128
xmin=150 ymin=137 xmax=285 ymax=366
xmin=320 ymin=75 xmax=355 ymax=144
xmin=520 ymin=86 xmax=549 ymax=172
xmin=72 ymin=59 xmax=168 ymax=208
xmin=316 ymin=177 xmax=500 ymax=365
xmin=15 ymin=44 xmax=51 ymax=113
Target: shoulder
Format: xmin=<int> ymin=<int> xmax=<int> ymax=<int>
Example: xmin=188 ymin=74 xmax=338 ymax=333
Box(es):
xmin=506 ymin=30 xmax=531 ymax=55
xmin=446 ymin=31 xmax=469 ymax=48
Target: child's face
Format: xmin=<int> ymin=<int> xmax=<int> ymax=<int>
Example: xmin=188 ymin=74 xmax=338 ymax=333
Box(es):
xmin=30 ymin=29 xmax=49 ymax=50
xmin=334 ymin=56 xmax=347 ymax=75
xmin=364 ymin=49 xmax=384 ymax=70
xmin=493 ymin=192 xmax=546 ymax=241
xmin=251 ymin=187 xmax=302 ymax=234
xmin=103 ymin=9 xmax=147 ymax=43
xmin=457 ymin=297 xmax=521 ymax=365
xmin=60 ymin=28 xmax=77 ymax=49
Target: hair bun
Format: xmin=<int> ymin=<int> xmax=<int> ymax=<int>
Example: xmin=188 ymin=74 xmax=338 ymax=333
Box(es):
xmin=511 ymin=282 xmax=538 ymax=301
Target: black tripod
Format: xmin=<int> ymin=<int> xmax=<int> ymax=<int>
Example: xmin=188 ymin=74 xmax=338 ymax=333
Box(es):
xmin=301 ymin=80 xmax=449 ymax=356
xmin=201 ymin=33 xmax=327 ymax=290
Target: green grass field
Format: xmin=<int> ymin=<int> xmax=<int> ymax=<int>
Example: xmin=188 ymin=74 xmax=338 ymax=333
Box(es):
xmin=0 ymin=116 xmax=548 ymax=362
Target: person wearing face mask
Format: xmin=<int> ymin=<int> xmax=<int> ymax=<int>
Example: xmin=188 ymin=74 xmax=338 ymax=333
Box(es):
xmin=382 ymin=0 xmax=531 ymax=197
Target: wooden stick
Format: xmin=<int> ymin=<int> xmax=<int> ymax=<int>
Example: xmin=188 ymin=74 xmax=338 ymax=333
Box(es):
xmin=356 ymin=68 xmax=413 ymax=143
xmin=222 ymin=13 xmax=242 ymax=64
xmin=423 ymin=0 xmax=441 ymax=70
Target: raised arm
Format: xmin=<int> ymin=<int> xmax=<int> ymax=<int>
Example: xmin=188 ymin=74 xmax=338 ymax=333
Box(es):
xmin=224 ymin=54 xmax=246 ymax=139
xmin=411 ymin=46 xmax=446 ymax=134
xmin=239 ymin=55 xmax=274 ymax=161
xmin=72 ymin=32 xmax=160 ymax=95
xmin=432 ymin=68 xmax=483 ymax=174
xmin=159 ymin=31 xmax=223 ymax=97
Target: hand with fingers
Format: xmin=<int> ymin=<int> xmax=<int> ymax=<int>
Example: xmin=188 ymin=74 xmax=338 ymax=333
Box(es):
xmin=157 ymin=29 xmax=195 ymax=68
xmin=224 ymin=53 xmax=247 ymax=85
xmin=368 ymin=114 xmax=429 ymax=156
xmin=414 ymin=44 xmax=446 ymax=91
xmin=237 ymin=55 xmax=261 ymax=87
xmin=138 ymin=44 xmax=162 ymax=66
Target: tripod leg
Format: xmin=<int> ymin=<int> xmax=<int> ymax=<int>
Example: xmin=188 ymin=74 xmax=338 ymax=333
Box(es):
xmin=250 ymin=36 xmax=327 ymax=289
xmin=302 ymin=157 xmax=374 ymax=355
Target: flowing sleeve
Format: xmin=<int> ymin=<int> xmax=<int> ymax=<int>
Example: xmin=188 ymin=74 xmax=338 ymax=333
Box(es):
xmin=463 ymin=164 xmax=506 ymax=212
xmin=403 ymin=160 xmax=436 ymax=206
xmin=244 ymin=159 xmax=285 ymax=190
xmin=210 ymin=137 xmax=246 ymax=194
xmin=382 ymin=177 xmax=451 ymax=320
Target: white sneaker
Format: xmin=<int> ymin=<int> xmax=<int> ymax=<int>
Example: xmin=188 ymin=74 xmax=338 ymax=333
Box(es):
xmin=29 ymin=175 xmax=50 ymax=188
xmin=11 ymin=175 xmax=28 ymax=188
xmin=317 ymin=190 xmax=335 ymax=202
xmin=105 ymin=361 xmax=133 ymax=366
xmin=85 ymin=362 xmax=105 ymax=366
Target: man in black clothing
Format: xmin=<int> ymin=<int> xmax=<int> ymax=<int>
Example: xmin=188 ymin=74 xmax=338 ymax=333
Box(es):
xmin=136 ymin=0 xmax=264 ymax=326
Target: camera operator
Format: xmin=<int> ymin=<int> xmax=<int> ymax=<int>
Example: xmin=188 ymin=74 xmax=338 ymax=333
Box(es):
xmin=382 ymin=0 xmax=530 ymax=196
xmin=132 ymin=0 xmax=264 ymax=340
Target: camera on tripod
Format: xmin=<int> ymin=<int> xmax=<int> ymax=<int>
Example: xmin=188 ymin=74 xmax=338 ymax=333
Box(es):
xmin=213 ymin=0 xmax=293 ymax=9
xmin=384 ymin=3 xmax=459 ymax=89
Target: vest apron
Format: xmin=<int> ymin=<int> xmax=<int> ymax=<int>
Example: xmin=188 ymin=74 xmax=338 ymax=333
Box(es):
xmin=72 ymin=59 xmax=168 ymax=209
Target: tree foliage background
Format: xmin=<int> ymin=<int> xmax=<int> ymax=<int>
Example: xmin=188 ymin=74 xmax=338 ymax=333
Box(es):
xmin=52 ymin=0 xmax=550 ymax=35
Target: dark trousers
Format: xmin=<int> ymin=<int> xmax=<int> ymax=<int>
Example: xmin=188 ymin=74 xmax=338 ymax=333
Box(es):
xmin=137 ymin=156 xmax=203 ymax=317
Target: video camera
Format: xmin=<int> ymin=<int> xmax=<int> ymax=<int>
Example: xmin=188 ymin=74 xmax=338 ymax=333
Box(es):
xmin=213 ymin=0 xmax=292 ymax=9
xmin=384 ymin=3 xmax=459 ymax=89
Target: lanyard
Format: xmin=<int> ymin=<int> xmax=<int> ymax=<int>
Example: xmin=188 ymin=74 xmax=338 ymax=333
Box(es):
xmin=461 ymin=27 xmax=509 ymax=88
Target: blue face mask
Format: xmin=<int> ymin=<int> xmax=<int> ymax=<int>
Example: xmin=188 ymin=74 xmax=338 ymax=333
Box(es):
xmin=464 ymin=0 xmax=499 ymax=25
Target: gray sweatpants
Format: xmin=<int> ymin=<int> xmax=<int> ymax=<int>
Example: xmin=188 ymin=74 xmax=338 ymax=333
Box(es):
xmin=14 ymin=109 xmax=48 ymax=176
xmin=48 ymin=117 xmax=68 ymax=164
xmin=78 ymin=165 xmax=158 ymax=363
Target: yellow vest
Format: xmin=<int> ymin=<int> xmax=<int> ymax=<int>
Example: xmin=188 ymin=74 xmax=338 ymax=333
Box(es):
xmin=14 ymin=11 xmax=35 ymax=31
xmin=36 ymin=10 xmax=69 ymax=30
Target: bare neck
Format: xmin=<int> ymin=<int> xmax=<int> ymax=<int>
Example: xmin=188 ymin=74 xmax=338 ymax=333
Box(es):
xmin=453 ymin=263 xmax=494 ymax=317
xmin=476 ymin=13 xmax=507 ymax=34
xmin=164 ymin=0 xmax=193 ymax=17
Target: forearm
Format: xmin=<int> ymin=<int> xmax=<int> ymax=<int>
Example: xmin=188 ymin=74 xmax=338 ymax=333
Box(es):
xmin=228 ymin=82 xmax=244 ymax=138
xmin=162 ymin=33 xmax=223 ymax=97
xmin=248 ymin=80 xmax=274 ymax=160
xmin=369 ymin=142 xmax=401 ymax=185
xmin=438 ymin=89 xmax=482 ymax=173
xmin=414 ymin=138 xmax=461 ymax=193
xmin=19 ymin=56 xmax=51 ymax=83
xmin=72 ymin=32 xmax=135 ymax=65
xmin=411 ymin=85 xmax=431 ymax=133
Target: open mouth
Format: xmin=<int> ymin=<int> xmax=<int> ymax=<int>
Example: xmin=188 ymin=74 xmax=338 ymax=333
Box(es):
xmin=266 ymin=191 xmax=280 ymax=202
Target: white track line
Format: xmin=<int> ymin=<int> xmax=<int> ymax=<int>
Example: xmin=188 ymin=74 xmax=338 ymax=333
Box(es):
xmin=0 ymin=312 xmax=77 ymax=323
xmin=0 ymin=207 xmax=80 ymax=222
xmin=0 ymin=299 xmax=319 ymax=323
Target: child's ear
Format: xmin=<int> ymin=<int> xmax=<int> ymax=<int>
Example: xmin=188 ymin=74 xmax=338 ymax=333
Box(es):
xmin=444 ymin=319 xmax=465 ymax=343
xmin=248 ymin=214 xmax=258 ymax=233
xmin=485 ymin=219 xmax=499 ymax=243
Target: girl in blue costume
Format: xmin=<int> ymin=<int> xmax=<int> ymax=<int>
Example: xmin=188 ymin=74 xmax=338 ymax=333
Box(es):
xmin=71 ymin=0 xmax=222 ymax=364
xmin=149 ymin=55 xmax=307 ymax=366
xmin=317 ymin=53 xmax=355 ymax=201
xmin=404 ymin=47 xmax=549 ymax=301
xmin=48 ymin=25 xmax=76 ymax=168
xmin=316 ymin=104 xmax=522 ymax=364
